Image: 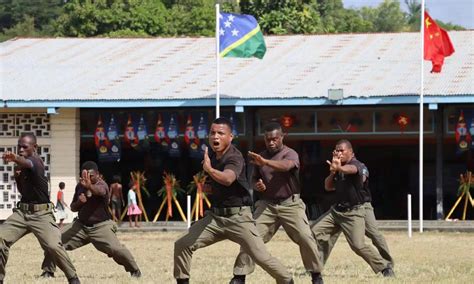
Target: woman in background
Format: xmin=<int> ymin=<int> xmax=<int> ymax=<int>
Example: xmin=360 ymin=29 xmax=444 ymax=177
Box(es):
xmin=56 ymin=182 xmax=69 ymax=229
xmin=127 ymin=181 xmax=142 ymax=228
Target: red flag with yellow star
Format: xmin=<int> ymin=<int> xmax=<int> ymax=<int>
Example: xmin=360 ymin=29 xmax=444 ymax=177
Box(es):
xmin=424 ymin=11 xmax=455 ymax=73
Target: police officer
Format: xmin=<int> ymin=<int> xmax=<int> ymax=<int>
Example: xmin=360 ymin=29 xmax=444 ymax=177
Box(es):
xmin=230 ymin=122 xmax=323 ymax=284
xmin=0 ymin=133 xmax=80 ymax=284
xmin=174 ymin=118 xmax=293 ymax=284
xmin=311 ymin=139 xmax=394 ymax=277
xmin=318 ymin=162 xmax=394 ymax=268
xmin=41 ymin=161 xmax=141 ymax=278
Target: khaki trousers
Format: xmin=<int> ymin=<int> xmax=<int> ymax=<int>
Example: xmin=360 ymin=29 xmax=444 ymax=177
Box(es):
xmin=233 ymin=197 xmax=322 ymax=276
xmin=0 ymin=208 xmax=77 ymax=281
xmin=174 ymin=207 xmax=292 ymax=284
xmin=311 ymin=206 xmax=388 ymax=273
xmin=42 ymin=219 xmax=139 ymax=273
xmin=318 ymin=202 xmax=394 ymax=267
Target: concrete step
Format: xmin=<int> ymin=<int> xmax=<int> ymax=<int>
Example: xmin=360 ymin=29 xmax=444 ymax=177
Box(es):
xmin=116 ymin=220 xmax=474 ymax=233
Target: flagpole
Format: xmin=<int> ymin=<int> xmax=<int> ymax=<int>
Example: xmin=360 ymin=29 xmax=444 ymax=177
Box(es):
xmin=215 ymin=4 xmax=220 ymax=119
xmin=419 ymin=0 xmax=425 ymax=233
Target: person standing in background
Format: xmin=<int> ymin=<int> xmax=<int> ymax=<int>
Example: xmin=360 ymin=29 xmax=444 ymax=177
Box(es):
xmin=109 ymin=175 xmax=124 ymax=222
xmin=56 ymin=182 xmax=69 ymax=229
xmin=127 ymin=181 xmax=142 ymax=228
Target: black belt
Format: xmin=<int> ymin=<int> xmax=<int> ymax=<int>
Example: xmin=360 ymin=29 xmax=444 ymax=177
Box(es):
xmin=211 ymin=206 xmax=248 ymax=216
xmin=263 ymin=194 xmax=300 ymax=205
xmin=334 ymin=203 xmax=363 ymax=213
xmin=17 ymin=202 xmax=53 ymax=213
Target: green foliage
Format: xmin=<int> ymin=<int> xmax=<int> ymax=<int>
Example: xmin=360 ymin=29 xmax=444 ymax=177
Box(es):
xmin=373 ymin=0 xmax=407 ymax=32
xmin=0 ymin=14 xmax=38 ymax=41
xmin=0 ymin=0 xmax=63 ymax=31
xmin=0 ymin=0 xmax=467 ymax=40
xmin=259 ymin=3 xmax=324 ymax=34
xmin=164 ymin=0 xmax=215 ymax=36
xmin=437 ymin=20 xmax=466 ymax=31
xmin=0 ymin=0 xmax=63 ymax=41
xmin=405 ymin=0 xmax=420 ymax=31
xmin=54 ymin=0 xmax=168 ymax=37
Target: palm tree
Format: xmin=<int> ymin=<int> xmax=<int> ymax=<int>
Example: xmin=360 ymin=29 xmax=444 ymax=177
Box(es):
xmin=405 ymin=0 xmax=421 ymax=31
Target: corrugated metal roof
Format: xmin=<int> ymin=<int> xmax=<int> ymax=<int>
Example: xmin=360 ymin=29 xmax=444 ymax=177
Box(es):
xmin=1 ymin=32 xmax=473 ymax=102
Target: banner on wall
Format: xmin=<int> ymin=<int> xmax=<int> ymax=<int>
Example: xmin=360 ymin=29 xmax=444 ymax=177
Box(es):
xmin=153 ymin=113 xmax=170 ymax=153
xmin=455 ymin=110 xmax=472 ymax=154
xmin=185 ymin=112 xmax=208 ymax=159
xmin=124 ymin=114 xmax=139 ymax=148
xmin=469 ymin=113 xmax=474 ymax=150
xmin=167 ymin=114 xmax=181 ymax=157
xmin=184 ymin=114 xmax=199 ymax=158
xmin=136 ymin=114 xmax=150 ymax=150
xmin=95 ymin=114 xmax=121 ymax=162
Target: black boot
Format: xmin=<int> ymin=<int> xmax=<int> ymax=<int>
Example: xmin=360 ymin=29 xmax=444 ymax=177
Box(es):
xmin=229 ymin=274 xmax=245 ymax=284
xmin=130 ymin=269 xmax=142 ymax=278
xmin=382 ymin=267 xmax=395 ymax=277
xmin=311 ymin=272 xmax=324 ymax=284
xmin=177 ymin=278 xmax=189 ymax=284
xmin=68 ymin=277 xmax=81 ymax=284
xmin=40 ymin=271 xmax=55 ymax=278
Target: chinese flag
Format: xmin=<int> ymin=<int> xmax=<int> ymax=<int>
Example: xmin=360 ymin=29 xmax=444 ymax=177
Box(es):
xmin=424 ymin=12 xmax=455 ymax=73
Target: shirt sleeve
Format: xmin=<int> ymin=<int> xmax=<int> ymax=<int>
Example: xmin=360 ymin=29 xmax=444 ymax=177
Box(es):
xmin=224 ymin=154 xmax=244 ymax=179
xmin=94 ymin=180 xmax=108 ymax=196
xmin=352 ymin=160 xmax=367 ymax=178
xmin=360 ymin=163 xmax=369 ymax=179
xmin=26 ymin=156 xmax=37 ymax=172
xmin=284 ymin=148 xmax=300 ymax=169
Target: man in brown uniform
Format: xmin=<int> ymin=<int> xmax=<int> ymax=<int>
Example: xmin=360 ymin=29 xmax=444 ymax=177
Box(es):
xmin=174 ymin=118 xmax=293 ymax=284
xmin=311 ymin=139 xmax=394 ymax=277
xmin=230 ymin=122 xmax=323 ymax=284
xmin=41 ymin=161 xmax=141 ymax=278
xmin=0 ymin=133 xmax=80 ymax=284
xmin=317 ymin=163 xmax=394 ymax=268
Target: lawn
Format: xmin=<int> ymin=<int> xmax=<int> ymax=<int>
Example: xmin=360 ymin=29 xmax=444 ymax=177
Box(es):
xmin=4 ymin=230 xmax=473 ymax=283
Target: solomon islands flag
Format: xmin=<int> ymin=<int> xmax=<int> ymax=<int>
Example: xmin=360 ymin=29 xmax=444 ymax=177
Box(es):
xmin=219 ymin=12 xmax=266 ymax=59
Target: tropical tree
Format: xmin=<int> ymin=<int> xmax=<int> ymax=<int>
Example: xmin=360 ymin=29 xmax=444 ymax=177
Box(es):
xmin=54 ymin=0 xmax=168 ymax=37
xmin=164 ymin=0 xmax=215 ymax=36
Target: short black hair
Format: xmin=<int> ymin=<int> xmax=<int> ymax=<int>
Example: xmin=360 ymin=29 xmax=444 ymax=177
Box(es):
xmin=81 ymin=161 xmax=99 ymax=172
xmin=263 ymin=122 xmax=282 ymax=133
xmin=336 ymin=139 xmax=353 ymax=150
xmin=128 ymin=180 xmax=135 ymax=188
xmin=59 ymin=182 xmax=65 ymax=189
xmin=19 ymin=132 xmax=37 ymax=144
xmin=112 ymin=175 xmax=121 ymax=183
xmin=212 ymin=117 xmax=233 ymax=132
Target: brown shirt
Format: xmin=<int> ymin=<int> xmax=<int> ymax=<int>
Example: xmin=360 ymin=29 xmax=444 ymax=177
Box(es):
xmin=209 ymin=144 xmax=252 ymax=208
xmin=253 ymin=145 xmax=300 ymax=200
xmin=72 ymin=179 xmax=111 ymax=225
xmin=16 ymin=155 xmax=50 ymax=204
xmin=333 ymin=157 xmax=368 ymax=207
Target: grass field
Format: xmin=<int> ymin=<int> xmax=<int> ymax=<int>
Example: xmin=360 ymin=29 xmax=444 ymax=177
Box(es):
xmin=3 ymin=230 xmax=473 ymax=283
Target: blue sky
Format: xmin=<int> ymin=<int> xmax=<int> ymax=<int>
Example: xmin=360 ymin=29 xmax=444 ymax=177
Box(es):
xmin=343 ymin=0 xmax=474 ymax=29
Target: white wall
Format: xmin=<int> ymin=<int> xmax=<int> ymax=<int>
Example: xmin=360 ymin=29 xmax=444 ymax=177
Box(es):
xmin=48 ymin=108 xmax=80 ymax=223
